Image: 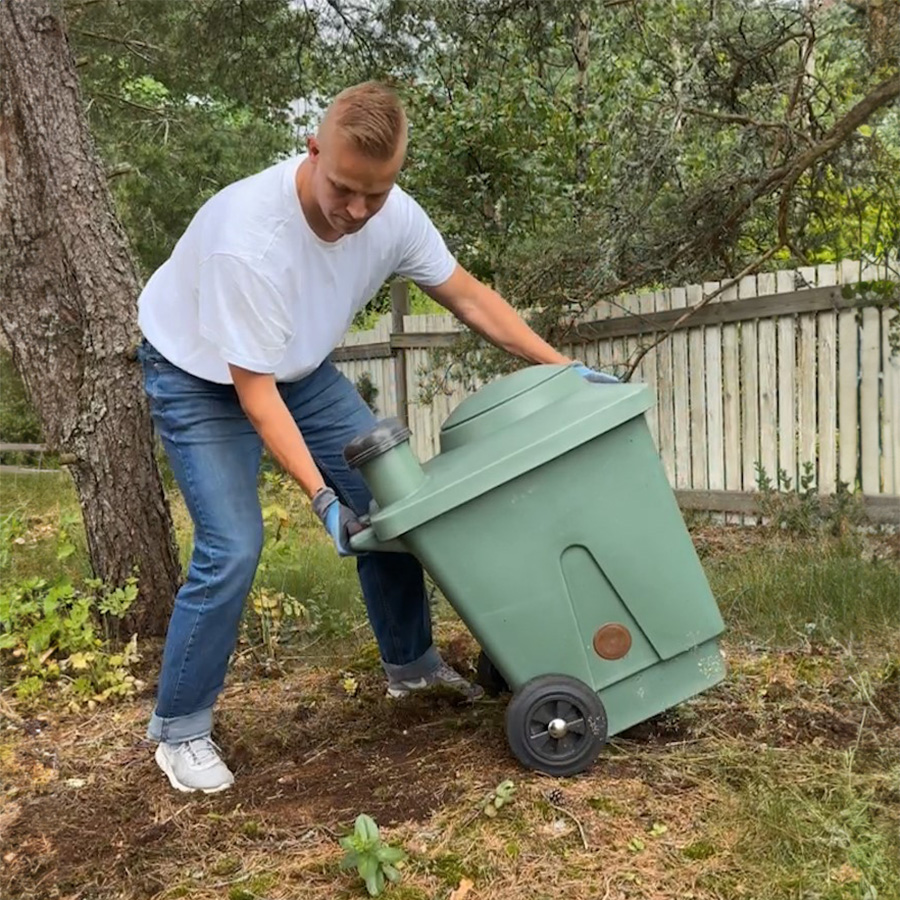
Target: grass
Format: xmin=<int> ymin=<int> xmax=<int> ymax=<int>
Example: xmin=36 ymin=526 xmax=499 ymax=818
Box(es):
xmin=706 ymin=536 xmax=900 ymax=649
xmin=2 ymin=472 xmax=899 ymax=900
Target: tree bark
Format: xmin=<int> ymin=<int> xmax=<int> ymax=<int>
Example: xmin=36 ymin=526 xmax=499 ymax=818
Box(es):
xmin=0 ymin=0 xmax=181 ymax=635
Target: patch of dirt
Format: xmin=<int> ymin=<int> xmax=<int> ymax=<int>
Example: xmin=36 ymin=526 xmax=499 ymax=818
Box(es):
xmin=0 ymin=682 xmax=509 ymax=900
xmin=4 ymin=638 xmax=899 ymax=899
xmin=688 ymin=522 xmax=900 ymax=563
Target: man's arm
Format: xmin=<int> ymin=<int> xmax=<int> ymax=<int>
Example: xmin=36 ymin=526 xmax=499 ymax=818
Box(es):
xmin=420 ymin=264 xmax=573 ymax=366
xmin=229 ymin=365 xmax=326 ymax=500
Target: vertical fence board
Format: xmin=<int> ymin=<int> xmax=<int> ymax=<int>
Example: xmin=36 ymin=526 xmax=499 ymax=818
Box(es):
xmin=882 ymin=309 xmax=898 ymax=494
xmin=816 ymin=264 xmax=838 ymax=493
xmin=687 ymin=283 xmax=708 ymax=489
xmin=797 ymin=266 xmax=818 ymax=485
xmin=637 ymin=291 xmax=658 ymax=450
xmin=704 ymin=281 xmax=725 ymax=492
xmin=739 ymin=275 xmax=760 ymax=497
xmin=655 ymin=290 xmax=675 ymax=481
xmin=756 ymin=273 xmax=779 ymax=487
xmin=670 ymin=286 xmax=691 ymax=489
xmin=776 ymin=269 xmax=797 ymax=486
xmin=838 ymin=259 xmax=860 ymax=489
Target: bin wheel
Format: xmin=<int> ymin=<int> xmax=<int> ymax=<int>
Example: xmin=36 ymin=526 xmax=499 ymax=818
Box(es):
xmin=505 ymin=674 xmax=607 ymax=777
xmin=476 ymin=650 xmax=510 ymax=696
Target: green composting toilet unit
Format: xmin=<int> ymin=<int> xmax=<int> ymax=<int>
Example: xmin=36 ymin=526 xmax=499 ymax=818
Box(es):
xmin=344 ymin=363 xmax=726 ymax=776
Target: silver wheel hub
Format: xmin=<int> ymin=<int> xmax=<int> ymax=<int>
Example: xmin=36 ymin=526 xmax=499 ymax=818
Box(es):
xmin=548 ymin=718 xmax=568 ymax=739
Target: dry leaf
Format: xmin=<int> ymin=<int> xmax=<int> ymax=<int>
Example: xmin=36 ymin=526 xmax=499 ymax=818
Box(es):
xmin=449 ymin=877 xmax=474 ymax=900
xmin=831 ymin=864 xmax=862 ymax=884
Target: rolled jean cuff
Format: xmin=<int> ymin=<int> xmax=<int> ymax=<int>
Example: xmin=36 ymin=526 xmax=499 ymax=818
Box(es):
xmin=381 ymin=644 xmax=441 ymax=682
xmin=146 ymin=705 xmax=214 ymax=743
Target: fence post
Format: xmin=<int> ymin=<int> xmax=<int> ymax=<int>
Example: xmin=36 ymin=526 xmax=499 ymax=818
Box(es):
xmin=391 ymin=280 xmax=410 ymax=426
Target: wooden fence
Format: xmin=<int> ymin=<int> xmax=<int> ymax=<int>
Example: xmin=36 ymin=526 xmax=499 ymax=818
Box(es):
xmin=334 ymin=259 xmax=900 ymax=523
xmin=4 ymin=260 xmax=898 ymax=523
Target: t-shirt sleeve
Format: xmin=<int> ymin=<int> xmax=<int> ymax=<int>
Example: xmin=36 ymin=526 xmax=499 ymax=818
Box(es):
xmin=197 ymin=253 xmax=292 ymax=373
xmin=394 ymin=193 xmax=457 ymax=287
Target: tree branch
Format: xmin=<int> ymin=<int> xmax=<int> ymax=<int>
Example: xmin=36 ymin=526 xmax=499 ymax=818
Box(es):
xmin=683 ymin=106 xmax=803 ymax=133
xmin=708 ymin=73 xmax=900 ymax=256
xmin=623 ymin=244 xmax=782 ymax=381
xmin=96 ymin=91 xmax=166 ymax=116
xmin=68 ymin=28 xmax=162 ymax=61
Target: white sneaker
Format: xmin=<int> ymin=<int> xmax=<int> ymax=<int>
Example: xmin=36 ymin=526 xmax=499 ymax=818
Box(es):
xmin=154 ymin=737 xmax=235 ymax=793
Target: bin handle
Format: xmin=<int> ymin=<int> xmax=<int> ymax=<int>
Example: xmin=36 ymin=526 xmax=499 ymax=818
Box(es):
xmin=349 ymin=525 xmax=408 ymax=554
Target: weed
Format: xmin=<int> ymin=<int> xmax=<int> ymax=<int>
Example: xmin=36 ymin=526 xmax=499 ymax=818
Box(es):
xmin=479 ymin=779 xmax=516 ymax=818
xmin=0 ymin=573 xmax=142 ymax=707
xmin=682 ymin=839 xmax=717 ymax=860
xmin=0 ymin=507 xmax=25 ymax=569
xmin=755 ymin=462 xmax=865 ymax=536
xmin=339 ymin=814 xmax=407 ymax=897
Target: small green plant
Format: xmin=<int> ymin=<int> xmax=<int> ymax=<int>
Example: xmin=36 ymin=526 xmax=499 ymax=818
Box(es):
xmin=755 ymin=462 xmax=864 ymax=536
xmin=55 ymin=510 xmax=81 ymax=561
xmin=339 ymin=814 xmax=406 ymax=896
xmin=479 ymin=779 xmax=516 ymax=818
xmin=0 ymin=508 xmax=26 ymax=570
xmin=248 ymin=587 xmax=308 ymax=663
xmin=0 ymin=574 xmax=143 ymax=707
xmin=83 ymin=574 xmax=139 ymax=644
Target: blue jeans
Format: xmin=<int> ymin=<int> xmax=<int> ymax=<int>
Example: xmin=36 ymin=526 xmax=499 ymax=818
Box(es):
xmin=138 ymin=340 xmax=440 ymax=743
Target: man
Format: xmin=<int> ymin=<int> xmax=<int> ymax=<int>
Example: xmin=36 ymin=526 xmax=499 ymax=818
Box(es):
xmin=137 ymin=81 xmax=603 ymax=794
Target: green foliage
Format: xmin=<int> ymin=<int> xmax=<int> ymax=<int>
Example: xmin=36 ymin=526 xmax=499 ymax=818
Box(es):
xmin=0 ymin=349 xmax=41 ymax=444
xmin=0 ymin=508 xmax=26 ymax=570
xmin=68 ymin=0 xmax=303 ymax=279
xmin=0 ymin=574 xmax=142 ymax=707
xmin=842 ymin=279 xmax=900 ymax=355
xmin=60 ymin=0 xmax=898 ymax=394
xmin=0 ymin=349 xmax=47 ymax=469
xmin=355 ymin=372 xmax=380 ymax=414
xmin=479 ymin=779 xmax=517 ymax=819
xmin=338 ymin=814 xmax=407 ymax=896
xmin=239 ymin=471 xmax=360 ymax=663
xmin=755 ymin=462 xmax=865 ymax=537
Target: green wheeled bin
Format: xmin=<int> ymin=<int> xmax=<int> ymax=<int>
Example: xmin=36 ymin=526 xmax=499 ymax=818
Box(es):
xmin=345 ymin=363 xmax=726 ymax=776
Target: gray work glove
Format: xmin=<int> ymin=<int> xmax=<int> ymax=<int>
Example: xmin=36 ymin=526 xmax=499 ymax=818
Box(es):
xmin=312 ymin=487 xmax=365 ymax=557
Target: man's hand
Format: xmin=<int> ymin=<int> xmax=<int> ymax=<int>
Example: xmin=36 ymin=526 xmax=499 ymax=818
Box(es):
xmin=572 ymin=362 xmax=620 ymax=384
xmin=312 ymin=487 xmax=365 ymax=557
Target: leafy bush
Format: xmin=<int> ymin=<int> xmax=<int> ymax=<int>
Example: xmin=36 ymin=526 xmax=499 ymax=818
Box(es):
xmin=0 ymin=574 xmax=143 ymax=708
xmin=755 ymin=462 xmax=865 ymax=537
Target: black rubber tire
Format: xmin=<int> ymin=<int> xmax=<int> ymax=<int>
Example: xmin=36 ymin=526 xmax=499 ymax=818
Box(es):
xmin=476 ymin=650 xmax=510 ymax=696
xmin=505 ymin=674 xmax=607 ymax=777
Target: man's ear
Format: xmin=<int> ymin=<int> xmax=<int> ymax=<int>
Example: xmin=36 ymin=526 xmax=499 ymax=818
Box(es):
xmin=307 ymin=135 xmax=320 ymax=160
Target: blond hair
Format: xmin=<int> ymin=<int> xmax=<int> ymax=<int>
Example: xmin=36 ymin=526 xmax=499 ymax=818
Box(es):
xmin=320 ymin=81 xmax=408 ymax=161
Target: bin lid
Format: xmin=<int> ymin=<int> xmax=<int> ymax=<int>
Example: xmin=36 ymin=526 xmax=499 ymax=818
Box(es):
xmin=442 ymin=366 xmax=566 ymax=431
xmin=440 ymin=366 xmax=575 ymax=452
xmin=367 ymin=365 xmax=655 ymax=541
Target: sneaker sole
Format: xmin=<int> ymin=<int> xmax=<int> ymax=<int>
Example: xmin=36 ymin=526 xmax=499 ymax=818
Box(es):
xmin=154 ymin=744 xmax=234 ymax=794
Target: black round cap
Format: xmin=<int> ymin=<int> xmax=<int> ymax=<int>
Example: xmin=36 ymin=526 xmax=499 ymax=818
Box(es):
xmin=343 ymin=417 xmax=412 ymax=469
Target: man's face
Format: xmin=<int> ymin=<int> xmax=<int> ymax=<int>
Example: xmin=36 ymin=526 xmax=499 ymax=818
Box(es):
xmin=307 ymin=132 xmax=404 ymax=236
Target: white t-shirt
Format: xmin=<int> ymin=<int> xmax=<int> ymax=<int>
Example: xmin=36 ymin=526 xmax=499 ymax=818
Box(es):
xmin=137 ymin=154 xmax=457 ymax=383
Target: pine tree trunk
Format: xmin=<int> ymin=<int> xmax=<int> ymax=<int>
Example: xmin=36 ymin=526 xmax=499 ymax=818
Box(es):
xmin=0 ymin=0 xmax=181 ymax=636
